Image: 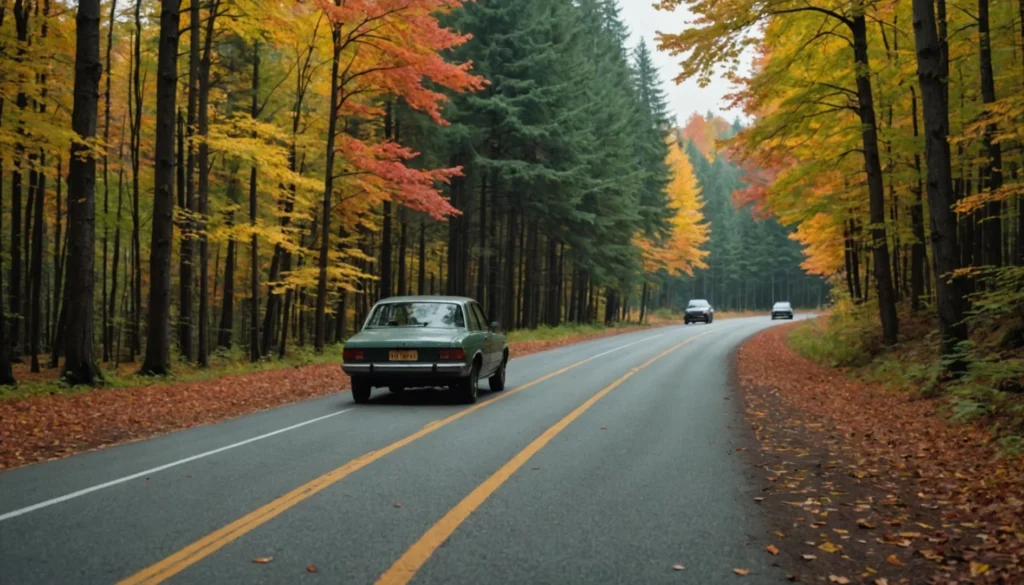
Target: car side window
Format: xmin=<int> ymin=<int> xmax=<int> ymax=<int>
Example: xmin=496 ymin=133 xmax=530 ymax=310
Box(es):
xmin=465 ymin=305 xmax=483 ymax=331
xmin=471 ymin=304 xmax=489 ymax=331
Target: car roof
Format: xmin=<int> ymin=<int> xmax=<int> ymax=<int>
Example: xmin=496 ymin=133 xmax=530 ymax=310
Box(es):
xmin=375 ymin=295 xmax=475 ymax=304
xmin=687 ymin=299 xmax=709 ymax=303
xmin=774 ymin=301 xmax=791 ymax=305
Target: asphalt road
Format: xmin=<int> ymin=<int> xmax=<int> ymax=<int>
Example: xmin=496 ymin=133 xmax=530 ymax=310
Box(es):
xmin=0 ymin=316 xmax=808 ymax=585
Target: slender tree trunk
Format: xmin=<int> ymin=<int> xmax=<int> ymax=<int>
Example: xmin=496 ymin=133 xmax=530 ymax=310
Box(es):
xmin=912 ymin=0 xmax=969 ymax=372
xmin=29 ymin=150 xmax=45 ymax=372
xmin=398 ymin=211 xmax=407 ymax=296
xmin=476 ymin=175 xmax=487 ymax=304
xmin=503 ymin=205 xmax=517 ymax=329
xmin=130 ymin=0 xmax=143 ymax=360
xmin=63 ymin=0 xmax=104 ymax=384
xmin=0 ymin=28 xmax=12 ymax=384
xmin=140 ymin=0 xmax=183 ymax=376
xmin=851 ymin=14 xmax=898 ymax=344
xmin=910 ymin=86 xmax=926 ymax=312
xmin=101 ymin=0 xmax=117 ymax=362
xmin=249 ymin=126 xmax=260 ymax=362
xmin=109 ymin=157 xmax=124 ymax=363
xmin=315 ymin=25 xmax=342 ymax=352
xmin=178 ymin=0 xmax=201 ymax=362
xmin=977 ymin=0 xmax=1003 ymax=267
xmin=196 ymin=2 xmax=219 ymax=367
xmin=418 ymin=219 xmax=426 ymax=295
xmin=218 ymin=165 xmax=239 ymax=349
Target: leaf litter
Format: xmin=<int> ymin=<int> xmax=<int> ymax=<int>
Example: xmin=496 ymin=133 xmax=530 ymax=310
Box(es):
xmin=736 ymin=324 xmax=1024 ymax=585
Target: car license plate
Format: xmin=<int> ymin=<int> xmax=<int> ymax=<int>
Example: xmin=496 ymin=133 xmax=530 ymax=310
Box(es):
xmin=389 ymin=350 xmax=418 ymax=361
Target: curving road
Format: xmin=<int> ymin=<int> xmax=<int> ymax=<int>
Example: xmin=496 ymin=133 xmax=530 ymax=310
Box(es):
xmin=0 ymin=316 xmax=807 ymax=585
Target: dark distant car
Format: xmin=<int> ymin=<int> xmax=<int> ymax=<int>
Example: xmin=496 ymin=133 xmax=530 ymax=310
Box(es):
xmin=684 ymin=299 xmax=714 ymax=324
xmin=771 ymin=301 xmax=794 ymax=320
xmin=341 ymin=296 xmax=508 ymax=405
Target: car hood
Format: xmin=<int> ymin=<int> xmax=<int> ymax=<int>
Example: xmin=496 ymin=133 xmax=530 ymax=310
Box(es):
xmin=345 ymin=328 xmax=465 ymax=348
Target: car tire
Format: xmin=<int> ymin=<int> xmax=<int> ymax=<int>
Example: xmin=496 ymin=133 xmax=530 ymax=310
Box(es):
xmin=489 ymin=354 xmax=507 ymax=392
xmin=459 ymin=361 xmax=480 ymax=404
xmin=351 ymin=377 xmax=372 ymax=404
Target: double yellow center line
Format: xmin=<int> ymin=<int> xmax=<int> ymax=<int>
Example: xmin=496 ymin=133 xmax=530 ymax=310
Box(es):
xmin=119 ymin=329 xmax=712 ymax=585
xmin=374 ymin=331 xmax=712 ymax=585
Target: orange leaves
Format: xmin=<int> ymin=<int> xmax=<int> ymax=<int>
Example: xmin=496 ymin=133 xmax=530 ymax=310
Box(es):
xmin=636 ymin=139 xmax=709 ymax=277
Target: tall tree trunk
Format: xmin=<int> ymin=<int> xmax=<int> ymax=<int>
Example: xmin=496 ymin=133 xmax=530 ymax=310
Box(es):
xmin=397 ymin=211 xmax=407 ymax=296
xmin=476 ymin=175 xmax=487 ymax=304
xmin=9 ymin=0 xmax=29 ymax=362
xmin=315 ymin=24 xmax=342 ymax=352
xmin=218 ymin=165 xmax=239 ymax=349
xmin=29 ymin=151 xmax=44 ymax=372
xmin=910 ymin=86 xmax=926 ymax=312
xmin=249 ymin=131 xmax=259 ymax=362
xmin=851 ymin=14 xmax=898 ymax=344
xmin=912 ymin=0 xmax=969 ymax=372
xmin=101 ymin=0 xmax=116 ymax=362
xmin=178 ymin=0 xmax=201 ymax=362
xmin=130 ymin=0 xmax=143 ymax=360
xmin=418 ymin=219 xmax=426 ymax=295
xmin=109 ymin=153 xmax=124 ymax=362
xmin=196 ymin=1 xmax=219 ymax=367
xmin=977 ymin=0 xmax=1003 ymax=267
xmin=503 ymin=205 xmax=517 ymax=329
xmin=63 ymin=0 xmax=103 ymax=384
xmin=140 ymin=0 xmax=183 ymax=376
xmin=0 ymin=19 xmax=12 ymax=384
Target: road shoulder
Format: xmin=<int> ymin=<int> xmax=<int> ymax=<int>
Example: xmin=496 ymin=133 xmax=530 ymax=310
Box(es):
xmin=0 ymin=324 xmax=653 ymax=471
xmin=734 ymin=323 xmax=1024 ymax=585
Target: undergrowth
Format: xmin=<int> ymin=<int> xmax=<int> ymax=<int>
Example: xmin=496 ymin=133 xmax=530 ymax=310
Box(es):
xmin=787 ymin=272 xmax=1024 ymax=450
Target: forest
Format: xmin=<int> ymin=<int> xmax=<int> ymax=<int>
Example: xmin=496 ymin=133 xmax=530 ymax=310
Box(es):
xmin=0 ymin=0 xmax=817 ymax=386
xmin=659 ymin=0 xmax=1024 ymax=392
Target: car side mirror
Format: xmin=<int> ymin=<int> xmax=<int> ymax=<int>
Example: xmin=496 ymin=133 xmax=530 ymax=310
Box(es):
xmin=490 ymin=321 xmax=499 ymax=331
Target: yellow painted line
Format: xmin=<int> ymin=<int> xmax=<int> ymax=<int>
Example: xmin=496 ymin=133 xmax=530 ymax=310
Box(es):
xmin=374 ymin=330 xmax=714 ymax=585
xmin=116 ymin=333 xmax=667 ymax=585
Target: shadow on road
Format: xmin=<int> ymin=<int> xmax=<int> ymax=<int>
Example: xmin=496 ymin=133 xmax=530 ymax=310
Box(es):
xmin=357 ymin=385 xmax=498 ymax=407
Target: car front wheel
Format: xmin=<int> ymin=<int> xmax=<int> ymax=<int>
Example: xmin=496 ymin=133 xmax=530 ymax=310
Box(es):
xmin=489 ymin=355 xmax=507 ymax=392
xmin=351 ymin=377 xmax=372 ymax=404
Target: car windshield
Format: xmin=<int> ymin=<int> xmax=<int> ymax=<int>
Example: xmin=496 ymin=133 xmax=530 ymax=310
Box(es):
xmin=687 ymin=300 xmax=709 ymax=308
xmin=773 ymin=302 xmax=791 ymax=309
xmin=366 ymin=302 xmax=465 ymax=329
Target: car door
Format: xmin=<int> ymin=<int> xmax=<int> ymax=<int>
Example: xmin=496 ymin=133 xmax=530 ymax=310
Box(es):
xmin=463 ymin=303 xmax=488 ymax=373
xmin=471 ymin=303 xmax=498 ymax=374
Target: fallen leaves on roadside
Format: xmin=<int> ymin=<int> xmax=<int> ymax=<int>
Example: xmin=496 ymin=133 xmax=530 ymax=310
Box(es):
xmin=733 ymin=568 xmax=749 ymax=576
xmin=766 ymin=544 xmax=780 ymax=556
xmin=1 ymin=329 xmax=647 ymax=470
xmin=306 ymin=564 xmax=318 ymax=573
xmin=671 ymin=564 xmax=685 ymax=571
xmin=801 ymin=554 xmax=817 ymax=561
xmin=735 ymin=325 xmax=1024 ymax=585
xmin=817 ymin=542 xmax=840 ymax=554
xmin=252 ymin=557 xmax=273 ymax=564
xmin=827 ymin=576 xmax=850 ymax=584
xmin=393 ymin=503 xmax=403 ymax=508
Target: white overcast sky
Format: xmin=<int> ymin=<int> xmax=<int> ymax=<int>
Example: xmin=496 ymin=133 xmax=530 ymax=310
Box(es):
xmin=619 ymin=1 xmax=738 ymax=125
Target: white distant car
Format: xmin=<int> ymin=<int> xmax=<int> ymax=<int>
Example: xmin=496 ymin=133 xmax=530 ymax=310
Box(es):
xmin=771 ymin=301 xmax=794 ymax=320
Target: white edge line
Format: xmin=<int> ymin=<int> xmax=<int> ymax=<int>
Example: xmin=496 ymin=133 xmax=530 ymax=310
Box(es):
xmin=0 ymin=408 xmax=354 ymax=523
xmin=0 ymin=328 xmax=677 ymax=523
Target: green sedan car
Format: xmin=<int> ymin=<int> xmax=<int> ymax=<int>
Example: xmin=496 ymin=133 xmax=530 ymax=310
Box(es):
xmin=341 ymin=296 xmax=509 ymax=404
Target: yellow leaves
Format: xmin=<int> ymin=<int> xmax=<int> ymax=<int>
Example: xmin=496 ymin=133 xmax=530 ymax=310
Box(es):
xmin=636 ymin=139 xmax=709 ymax=277
xmin=818 ymin=542 xmax=841 ymax=553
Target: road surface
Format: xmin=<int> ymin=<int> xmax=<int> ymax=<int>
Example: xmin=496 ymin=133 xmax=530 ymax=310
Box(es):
xmin=0 ymin=316 xmax=807 ymax=585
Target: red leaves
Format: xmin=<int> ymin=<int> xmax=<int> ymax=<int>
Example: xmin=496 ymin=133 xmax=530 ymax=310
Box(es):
xmin=765 ymin=544 xmax=780 ymax=556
